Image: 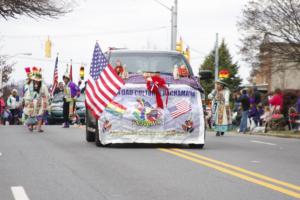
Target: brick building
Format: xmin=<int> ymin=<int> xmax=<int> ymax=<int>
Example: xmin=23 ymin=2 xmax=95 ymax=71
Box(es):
xmin=250 ymin=38 xmax=300 ymax=92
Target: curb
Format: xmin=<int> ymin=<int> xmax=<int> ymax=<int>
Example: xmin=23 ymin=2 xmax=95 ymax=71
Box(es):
xmin=246 ymin=132 xmax=300 ymax=139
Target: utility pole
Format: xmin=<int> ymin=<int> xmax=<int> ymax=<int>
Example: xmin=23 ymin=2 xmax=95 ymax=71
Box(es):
xmin=152 ymin=0 xmax=178 ymax=51
xmin=214 ymin=33 xmax=219 ymax=81
xmin=171 ymin=0 xmax=178 ymax=50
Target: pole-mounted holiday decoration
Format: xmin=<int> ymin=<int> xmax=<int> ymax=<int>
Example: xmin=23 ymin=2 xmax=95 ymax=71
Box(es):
xmin=219 ymin=69 xmax=229 ymax=79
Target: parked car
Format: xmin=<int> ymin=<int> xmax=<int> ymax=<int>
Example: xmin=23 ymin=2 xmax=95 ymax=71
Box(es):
xmin=86 ymin=49 xmax=212 ymax=148
xmin=48 ymin=93 xmax=86 ymax=125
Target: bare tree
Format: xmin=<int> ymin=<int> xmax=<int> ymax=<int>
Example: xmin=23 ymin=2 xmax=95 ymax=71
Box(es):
xmin=0 ymin=55 xmax=14 ymax=84
xmin=238 ymin=0 xmax=300 ymax=70
xmin=0 ymin=0 xmax=74 ymax=19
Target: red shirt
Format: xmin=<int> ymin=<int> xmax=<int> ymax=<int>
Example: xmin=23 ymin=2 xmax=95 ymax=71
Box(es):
xmin=0 ymin=98 xmax=5 ymax=114
xmin=269 ymin=94 xmax=283 ymax=111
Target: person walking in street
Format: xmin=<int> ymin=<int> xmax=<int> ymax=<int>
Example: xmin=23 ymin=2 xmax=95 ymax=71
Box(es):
xmin=62 ymin=73 xmax=79 ymax=128
xmin=6 ymin=89 xmax=21 ymax=125
xmin=238 ymin=90 xmax=250 ymax=133
xmin=23 ymin=67 xmax=49 ymax=132
xmin=208 ymin=80 xmax=232 ymax=136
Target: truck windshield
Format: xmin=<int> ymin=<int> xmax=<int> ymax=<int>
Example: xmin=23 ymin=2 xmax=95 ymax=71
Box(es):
xmin=109 ymin=52 xmax=191 ymax=74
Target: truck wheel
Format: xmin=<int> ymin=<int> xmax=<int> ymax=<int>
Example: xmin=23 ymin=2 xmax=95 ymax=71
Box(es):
xmin=95 ymin=131 xmax=103 ymax=147
xmin=86 ymin=128 xmax=95 ymax=142
xmin=189 ymin=144 xmax=204 ymax=149
xmin=85 ymin=114 xmax=95 ymax=142
xmin=95 ymin=131 xmax=111 ymax=147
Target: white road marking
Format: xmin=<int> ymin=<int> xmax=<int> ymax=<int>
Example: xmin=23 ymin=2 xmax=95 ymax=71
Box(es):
xmin=0 ymin=152 xmax=2 ymax=156
xmin=251 ymin=140 xmax=277 ymax=146
xmin=251 ymin=160 xmax=261 ymax=163
xmin=11 ymin=186 xmax=30 ymax=200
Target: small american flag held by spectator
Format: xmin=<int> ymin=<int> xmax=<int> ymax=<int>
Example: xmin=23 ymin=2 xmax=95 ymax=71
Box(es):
xmin=50 ymin=55 xmax=58 ymax=96
xmin=85 ymin=42 xmax=125 ymax=119
xmin=168 ymin=100 xmax=192 ymax=119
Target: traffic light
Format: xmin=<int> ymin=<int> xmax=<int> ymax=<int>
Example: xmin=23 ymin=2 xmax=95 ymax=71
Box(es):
xmin=176 ymin=38 xmax=183 ymax=53
xmin=45 ymin=36 xmax=52 ymax=58
xmin=183 ymin=47 xmax=190 ymax=63
xmin=79 ymin=66 xmax=84 ymax=80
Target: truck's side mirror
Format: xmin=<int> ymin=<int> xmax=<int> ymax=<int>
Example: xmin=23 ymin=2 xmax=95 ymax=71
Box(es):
xmin=199 ymin=70 xmax=213 ymax=80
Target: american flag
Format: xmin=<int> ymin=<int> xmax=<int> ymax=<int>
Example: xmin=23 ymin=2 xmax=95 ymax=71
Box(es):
xmin=85 ymin=42 xmax=125 ymax=119
xmin=69 ymin=60 xmax=73 ymax=81
xmin=50 ymin=56 xmax=58 ymax=96
xmin=168 ymin=100 xmax=191 ymax=119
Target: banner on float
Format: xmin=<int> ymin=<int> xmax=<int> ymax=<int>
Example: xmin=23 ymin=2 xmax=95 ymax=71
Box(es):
xmin=98 ymin=84 xmax=205 ymax=144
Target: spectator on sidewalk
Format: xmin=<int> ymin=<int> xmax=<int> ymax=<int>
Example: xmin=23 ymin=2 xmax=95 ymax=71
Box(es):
xmin=6 ymin=89 xmax=21 ymax=125
xmin=53 ymin=82 xmax=64 ymax=96
xmin=261 ymin=106 xmax=271 ymax=130
xmin=252 ymin=86 xmax=261 ymax=105
xmin=296 ymin=91 xmax=300 ymax=114
xmin=269 ymin=88 xmax=283 ymax=113
xmin=257 ymin=105 xmax=264 ymax=126
xmin=233 ymin=91 xmax=241 ymax=112
xmin=295 ymin=91 xmax=300 ymax=131
xmin=249 ymin=103 xmax=259 ymax=128
xmin=2 ymin=106 xmax=11 ymax=125
xmin=238 ymin=90 xmax=250 ymax=133
xmin=0 ymin=91 xmax=5 ymax=125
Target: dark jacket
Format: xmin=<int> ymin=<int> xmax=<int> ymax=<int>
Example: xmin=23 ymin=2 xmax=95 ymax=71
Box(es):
xmin=253 ymin=88 xmax=261 ymax=105
xmin=239 ymin=94 xmax=250 ymax=111
xmin=297 ymin=97 xmax=300 ymax=113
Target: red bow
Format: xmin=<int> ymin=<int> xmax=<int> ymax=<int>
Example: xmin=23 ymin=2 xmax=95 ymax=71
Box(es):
xmin=146 ymin=75 xmax=168 ymax=109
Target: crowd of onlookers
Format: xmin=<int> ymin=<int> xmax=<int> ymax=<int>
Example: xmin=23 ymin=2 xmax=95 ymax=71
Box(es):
xmin=0 ymin=89 xmax=23 ymax=125
xmin=232 ymin=87 xmax=300 ymax=133
xmin=205 ymin=86 xmax=300 ymax=133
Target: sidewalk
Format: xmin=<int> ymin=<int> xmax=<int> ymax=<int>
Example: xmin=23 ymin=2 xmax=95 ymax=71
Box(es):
xmin=247 ymin=130 xmax=300 ymax=139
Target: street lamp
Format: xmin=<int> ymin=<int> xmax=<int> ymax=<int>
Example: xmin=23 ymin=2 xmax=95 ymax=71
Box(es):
xmin=0 ymin=52 xmax=32 ymax=89
xmin=153 ymin=0 xmax=178 ymax=51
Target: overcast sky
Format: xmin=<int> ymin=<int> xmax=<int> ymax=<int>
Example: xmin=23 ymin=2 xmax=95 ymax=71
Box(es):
xmin=0 ymin=0 xmax=249 ymax=85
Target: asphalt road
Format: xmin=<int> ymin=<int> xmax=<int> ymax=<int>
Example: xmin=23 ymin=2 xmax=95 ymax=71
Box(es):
xmin=1 ymin=125 xmax=300 ymax=200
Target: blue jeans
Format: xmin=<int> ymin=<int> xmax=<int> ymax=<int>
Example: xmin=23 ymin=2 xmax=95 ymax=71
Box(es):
xmin=240 ymin=110 xmax=249 ymax=132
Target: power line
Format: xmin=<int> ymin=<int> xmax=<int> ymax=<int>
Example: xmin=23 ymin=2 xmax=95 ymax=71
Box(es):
xmin=189 ymin=47 xmax=207 ymax=56
xmin=176 ymin=35 xmax=208 ymax=56
xmin=152 ymin=0 xmax=172 ymax=11
xmin=15 ymin=56 xmax=88 ymax=66
xmin=2 ymin=26 xmax=170 ymax=39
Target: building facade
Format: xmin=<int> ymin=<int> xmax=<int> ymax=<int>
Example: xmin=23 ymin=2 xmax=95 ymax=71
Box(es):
xmin=251 ymin=42 xmax=300 ymax=92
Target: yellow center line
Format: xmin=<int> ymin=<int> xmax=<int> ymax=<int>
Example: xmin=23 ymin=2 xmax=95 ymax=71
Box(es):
xmin=172 ymin=148 xmax=300 ymax=192
xmin=159 ymin=148 xmax=300 ymax=199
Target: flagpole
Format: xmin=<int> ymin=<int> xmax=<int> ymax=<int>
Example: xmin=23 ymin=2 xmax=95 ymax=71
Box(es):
xmin=214 ymin=33 xmax=219 ymax=81
xmin=70 ymin=59 xmax=73 ymax=81
xmin=51 ymin=53 xmax=59 ymax=97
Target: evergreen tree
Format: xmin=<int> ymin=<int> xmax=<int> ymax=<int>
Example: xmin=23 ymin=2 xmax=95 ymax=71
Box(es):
xmin=199 ymin=40 xmax=242 ymax=95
